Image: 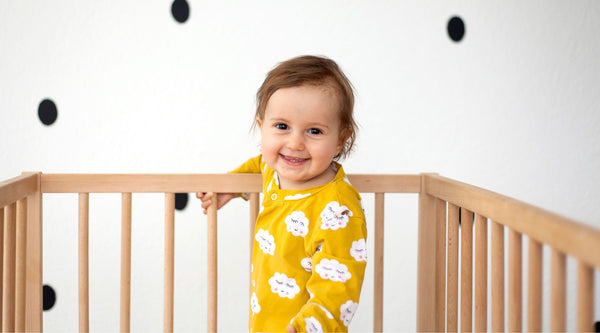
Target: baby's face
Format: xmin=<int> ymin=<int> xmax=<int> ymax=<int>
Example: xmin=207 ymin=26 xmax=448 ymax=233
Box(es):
xmin=257 ymin=84 xmax=343 ymax=190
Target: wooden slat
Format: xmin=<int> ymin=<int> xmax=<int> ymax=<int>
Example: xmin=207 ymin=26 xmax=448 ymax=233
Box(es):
xmin=25 ymin=176 xmax=43 ymax=333
xmin=0 ymin=173 xmax=38 ymax=208
xmin=447 ymin=203 xmax=459 ymax=333
xmin=460 ymin=208 xmax=473 ymax=332
xmin=15 ymin=198 xmax=28 ymax=332
xmin=527 ymin=238 xmax=542 ymax=332
xmin=164 ymin=193 xmax=175 ymax=333
xmin=423 ymin=174 xmax=600 ymax=267
xmin=508 ymin=229 xmax=522 ymax=332
xmin=417 ymin=186 xmax=437 ymax=332
xmin=435 ymin=198 xmax=446 ymax=332
xmin=373 ymin=193 xmax=384 ymax=333
xmin=474 ymin=214 xmax=487 ymax=332
xmin=40 ymin=174 xmax=421 ymax=194
xmin=2 ymin=203 xmax=16 ymax=332
xmin=551 ymin=249 xmax=566 ymax=332
xmin=577 ymin=261 xmax=593 ymax=332
xmin=207 ymin=193 xmax=218 ymax=333
xmin=491 ymin=221 xmax=504 ymax=333
xmin=249 ymin=193 xmax=259 ymax=269
xmin=78 ymin=193 xmax=89 ymax=333
xmin=121 ymin=193 xmax=132 ymax=333
xmin=0 ymin=207 xmax=3 ymax=332
xmin=249 ymin=193 xmax=259 ymax=305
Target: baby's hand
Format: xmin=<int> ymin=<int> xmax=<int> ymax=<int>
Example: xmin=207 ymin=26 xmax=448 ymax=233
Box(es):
xmin=286 ymin=324 xmax=297 ymax=333
xmin=196 ymin=192 xmax=236 ymax=214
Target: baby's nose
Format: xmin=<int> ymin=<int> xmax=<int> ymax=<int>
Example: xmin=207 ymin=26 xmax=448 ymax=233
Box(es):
xmin=286 ymin=132 xmax=305 ymax=150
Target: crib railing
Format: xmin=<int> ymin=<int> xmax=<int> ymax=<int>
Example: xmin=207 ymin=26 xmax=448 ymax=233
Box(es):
xmin=418 ymin=174 xmax=600 ymax=332
xmin=1 ymin=172 xmax=598 ymax=332
xmin=0 ymin=173 xmax=42 ymax=333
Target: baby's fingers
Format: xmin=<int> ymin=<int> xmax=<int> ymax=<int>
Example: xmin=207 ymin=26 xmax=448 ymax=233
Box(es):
xmin=196 ymin=192 xmax=213 ymax=214
xmin=197 ymin=192 xmax=213 ymax=202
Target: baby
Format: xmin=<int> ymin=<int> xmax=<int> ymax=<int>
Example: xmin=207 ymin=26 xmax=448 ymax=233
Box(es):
xmin=198 ymin=55 xmax=367 ymax=333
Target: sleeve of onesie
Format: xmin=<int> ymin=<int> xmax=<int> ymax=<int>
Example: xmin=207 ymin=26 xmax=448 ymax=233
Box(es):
xmin=291 ymin=198 xmax=368 ymax=332
xmin=228 ymin=154 xmax=264 ymax=200
xmin=229 ymin=154 xmax=263 ymax=174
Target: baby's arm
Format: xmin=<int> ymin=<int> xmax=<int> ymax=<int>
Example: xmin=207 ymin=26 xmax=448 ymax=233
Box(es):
xmin=196 ymin=154 xmax=264 ymax=214
xmin=291 ymin=200 xmax=367 ymax=332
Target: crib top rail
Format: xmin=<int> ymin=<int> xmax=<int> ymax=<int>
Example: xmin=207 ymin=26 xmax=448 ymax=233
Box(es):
xmin=39 ymin=173 xmax=421 ymax=194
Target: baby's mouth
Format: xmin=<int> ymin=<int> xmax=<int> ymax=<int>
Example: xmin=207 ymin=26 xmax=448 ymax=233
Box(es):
xmin=281 ymin=154 xmax=309 ymax=164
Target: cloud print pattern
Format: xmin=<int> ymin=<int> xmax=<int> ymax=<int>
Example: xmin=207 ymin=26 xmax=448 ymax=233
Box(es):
xmin=315 ymin=259 xmax=351 ymax=283
xmin=255 ymin=229 xmax=275 ymax=255
xmin=320 ymin=201 xmax=353 ymax=230
xmin=286 ymin=211 xmax=309 ymax=237
xmin=350 ymin=239 xmax=367 ymax=262
xmin=340 ymin=300 xmax=359 ymax=327
xmin=251 ymin=292 xmax=261 ymax=314
xmin=305 ymin=316 xmax=324 ymax=333
xmin=269 ymin=272 xmax=300 ymax=299
xmin=301 ymin=257 xmax=313 ymax=272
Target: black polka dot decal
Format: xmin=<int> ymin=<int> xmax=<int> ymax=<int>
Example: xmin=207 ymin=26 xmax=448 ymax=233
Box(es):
xmin=175 ymin=193 xmax=189 ymax=211
xmin=171 ymin=0 xmax=190 ymax=23
xmin=447 ymin=16 xmax=465 ymax=42
xmin=38 ymin=99 xmax=58 ymax=126
xmin=43 ymin=284 xmax=56 ymax=311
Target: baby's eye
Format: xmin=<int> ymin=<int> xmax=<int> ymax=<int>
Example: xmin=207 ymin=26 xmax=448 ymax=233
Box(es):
xmin=307 ymin=128 xmax=322 ymax=135
xmin=275 ymin=123 xmax=289 ymax=130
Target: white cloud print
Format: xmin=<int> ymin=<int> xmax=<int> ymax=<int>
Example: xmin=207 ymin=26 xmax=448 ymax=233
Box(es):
xmin=250 ymin=292 xmax=261 ymax=314
xmin=310 ymin=303 xmax=334 ymax=319
xmin=284 ymin=193 xmax=311 ymax=200
xmin=304 ymin=316 xmax=324 ymax=333
xmin=320 ymin=201 xmax=353 ymax=230
xmin=301 ymin=257 xmax=312 ymax=272
xmin=350 ymin=239 xmax=367 ymax=262
xmin=285 ymin=211 xmax=309 ymax=237
xmin=340 ymin=300 xmax=359 ymax=327
xmin=255 ymin=229 xmax=275 ymax=255
xmin=315 ymin=258 xmax=351 ymax=283
xmin=269 ymin=272 xmax=300 ymax=299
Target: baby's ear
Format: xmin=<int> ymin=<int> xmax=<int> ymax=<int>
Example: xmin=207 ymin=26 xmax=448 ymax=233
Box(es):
xmin=342 ymin=126 xmax=353 ymax=142
xmin=337 ymin=128 xmax=352 ymax=151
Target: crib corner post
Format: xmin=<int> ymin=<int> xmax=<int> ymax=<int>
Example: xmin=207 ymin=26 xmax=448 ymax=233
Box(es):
xmin=417 ymin=174 xmax=438 ymax=332
xmin=24 ymin=172 xmax=43 ymax=332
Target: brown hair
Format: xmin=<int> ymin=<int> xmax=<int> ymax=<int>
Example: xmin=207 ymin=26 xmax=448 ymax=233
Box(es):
xmin=254 ymin=55 xmax=357 ymax=160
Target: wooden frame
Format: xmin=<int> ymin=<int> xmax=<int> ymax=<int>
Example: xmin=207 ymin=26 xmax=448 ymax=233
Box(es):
xmin=1 ymin=172 xmax=598 ymax=332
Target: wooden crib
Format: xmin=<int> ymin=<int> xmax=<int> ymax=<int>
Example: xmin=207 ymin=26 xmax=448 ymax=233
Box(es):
xmin=1 ymin=172 xmax=598 ymax=332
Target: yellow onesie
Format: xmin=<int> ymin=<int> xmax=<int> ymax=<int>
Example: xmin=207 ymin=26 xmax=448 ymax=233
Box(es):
xmin=231 ymin=155 xmax=367 ymax=333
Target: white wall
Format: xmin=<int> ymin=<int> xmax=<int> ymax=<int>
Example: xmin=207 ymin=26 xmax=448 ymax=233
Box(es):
xmin=1 ymin=1 xmax=599 ymax=331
